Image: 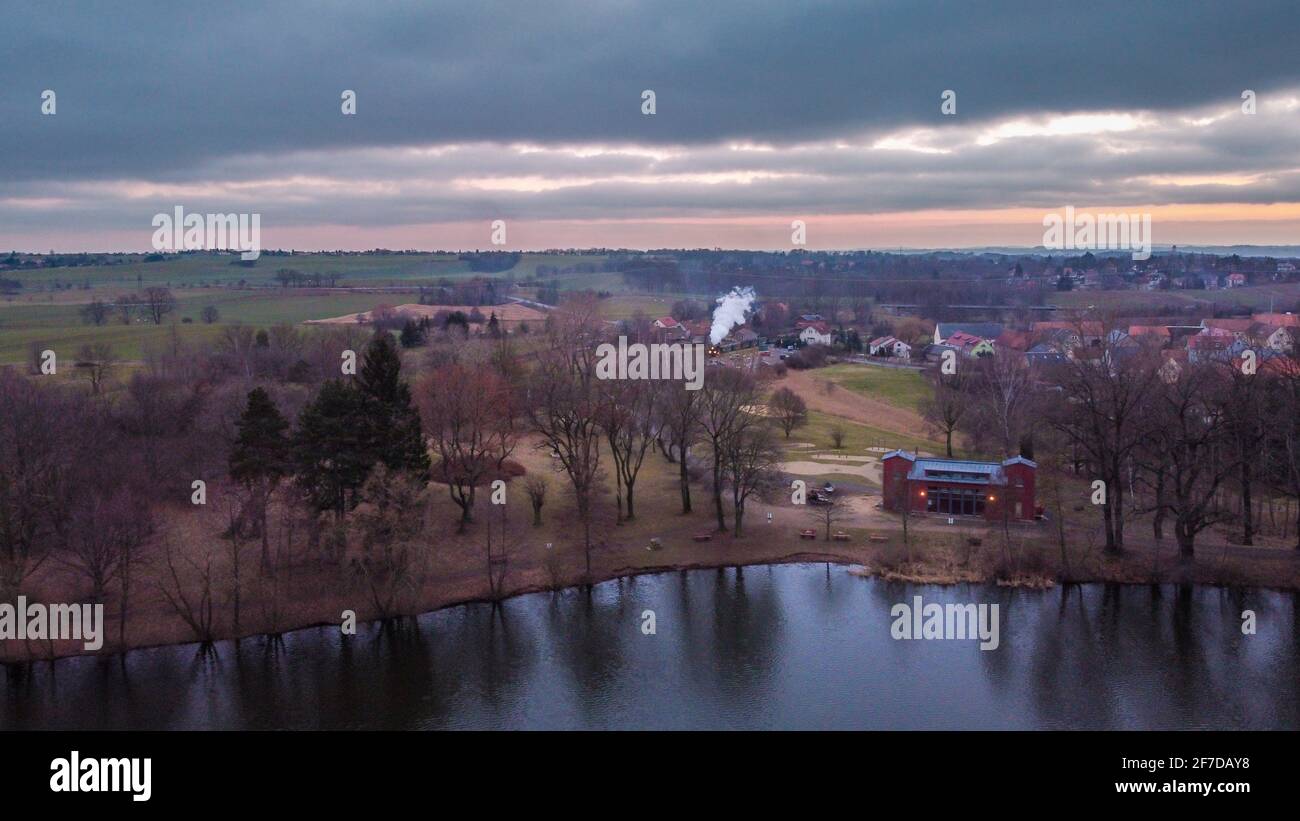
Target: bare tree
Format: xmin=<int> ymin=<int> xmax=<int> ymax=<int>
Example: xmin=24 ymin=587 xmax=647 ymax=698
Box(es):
xmin=524 ymin=474 xmax=548 ymax=526
xmin=806 ymin=494 xmax=848 ymax=541
xmin=722 ymin=423 xmax=784 ymax=536
xmin=1050 ymin=325 xmax=1161 ymax=553
xmin=1273 ymin=359 xmax=1300 ymax=549
xmin=921 ymin=368 xmax=967 ymax=457
xmin=524 ymin=298 xmax=605 ymax=577
xmin=1215 ymin=357 xmax=1269 ymax=545
xmin=154 ymin=538 xmax=217 ymax=646
xmin=597 ymin=378 xmax=660 ymax=521
xmin=419 ymin=363 xmax=516 ymax=531
xmin=700 ymin=367 xmax=761 ymax=532
xmin=659 ymin=379 xmax=703 ymax=513
xmin=116 ymin=293 xmax=139 ymax=325
xmin=829 ymin=425 xmax=846 ymax=449
xmin=969 ymin=350 xmax=1035 ymax=455
xmin=75 ymin=342 xmax=116 ymax=395
xmin=769 ymin=386 xmax=808 ymax=438
xmin=352 ymin=465 xmax=427 ymax=618
xmin=1146 ymin=363 xmax=1236 ymax=558
xmin=140 ymin=287 xmax=177 ymax=325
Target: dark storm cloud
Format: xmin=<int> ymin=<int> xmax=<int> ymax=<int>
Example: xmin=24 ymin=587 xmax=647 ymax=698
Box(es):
xmin=3 ymin=0 xmax=1299 ymax=181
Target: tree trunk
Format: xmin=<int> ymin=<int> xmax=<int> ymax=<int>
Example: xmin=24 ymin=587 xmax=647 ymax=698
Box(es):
xmin=711 ymin=455 xmax=726 ymax=532
xmin=1240 ymin=461 xmax=1253 ymax=545
xmin=1177 ymin=521 xmax=1195 ymax=558
xmin=679 ymin=451 xmax=692 ymax=513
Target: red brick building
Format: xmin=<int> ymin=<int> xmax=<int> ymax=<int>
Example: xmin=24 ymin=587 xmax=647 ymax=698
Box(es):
xmin=881 ymin=451 xmax=1037 ymax=521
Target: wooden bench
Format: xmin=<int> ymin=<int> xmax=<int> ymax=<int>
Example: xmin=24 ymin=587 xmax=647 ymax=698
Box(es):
xmin=833 ymin=531 xmax=851 ymax=541
xmin=799 ymin=529 xmax=816 ymax=540
xmin=868 ymin=533 xmax=888 ymax=543
xmin=692 ymin=532 xmax=713 ymax=542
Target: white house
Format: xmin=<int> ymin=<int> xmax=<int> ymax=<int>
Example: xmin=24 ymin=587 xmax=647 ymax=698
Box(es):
xmin=868 ymin=335 xmax=897 ymax=356
xmin=891 ymin=340 xmax=912 ymax=359
xmin=1263 ymin=325 xmax=1295 ymax=353
xmin=800 ymin=322 xmax=832 ymax=346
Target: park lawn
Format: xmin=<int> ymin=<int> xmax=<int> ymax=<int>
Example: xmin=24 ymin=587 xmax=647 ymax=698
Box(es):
xmin=817 ymin=363 xmax=929 ymax=412
xmin=789 ymin=410 xmax=940 ymax=456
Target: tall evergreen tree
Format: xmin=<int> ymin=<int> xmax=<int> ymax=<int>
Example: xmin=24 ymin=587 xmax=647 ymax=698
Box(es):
xmin=229 ymin=387 xmax=292 ymax=565
xmin=294 ymin=380 xmax=371 ymax=517
xmin=356 ymin=333 xmax=430 ymax=478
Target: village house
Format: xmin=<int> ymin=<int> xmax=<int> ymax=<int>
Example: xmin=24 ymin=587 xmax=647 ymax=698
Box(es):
xmin=868 ymin=335 xmax=911 ymax=358
xmin=934 ymin=322 xmax=1004 ymax=345
xmin=1200 ymin=317 xmax=1256 ymax=340
xmin=1025 ymin=343 xmax=1068 ymax=369
xmin=994 ymin=329 xmax=1032 ymax=352
xmin=1031 ymin=320 xmax=1104 ymax=347
xmin=881 ymin=451 xmax=1037 ymax=521
xmin=1127 ymin=324 xmax=1170 ymax=345
xmin=1159 ymin=349 xmax=1188 ymax=382
xmin=945 ymin=330 xmax=994 ymax=358
xmin=1226 ymin=272 xmax=1248 ymax=288
xmin=799 ymin=321 xmax=833 ymax=346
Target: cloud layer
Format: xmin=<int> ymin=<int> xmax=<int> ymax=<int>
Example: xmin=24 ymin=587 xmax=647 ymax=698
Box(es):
xmin=3 ymin=1 xmax=1299 ymax=249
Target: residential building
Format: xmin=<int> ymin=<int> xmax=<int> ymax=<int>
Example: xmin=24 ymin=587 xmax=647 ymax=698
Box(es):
xmin=934 ymin=322 xmax=1004 ymax=345
xmin=800 ymin=322 xmax=832 ymax=346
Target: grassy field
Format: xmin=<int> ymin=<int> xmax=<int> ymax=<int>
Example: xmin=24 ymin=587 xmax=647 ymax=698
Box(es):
xmin=1050 ymin=282 xmax=1300 ymax=313
xmin=0 ymin=291 xmax=388 ymax=362
xmin=792 ymin=410 xmax=939 ymax=456
xmin=816 ymin=363 xmax=928 ymax=412
xmin=7 ymin=251 xmax=611 ymax=290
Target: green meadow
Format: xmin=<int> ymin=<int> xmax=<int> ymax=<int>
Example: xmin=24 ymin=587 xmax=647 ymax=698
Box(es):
xmin=817 ymin=363 xmax=929 ymax=413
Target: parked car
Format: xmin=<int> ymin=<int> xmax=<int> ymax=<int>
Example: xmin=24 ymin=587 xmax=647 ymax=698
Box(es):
xmin=822 ymin=483 xmax=835 ymax=495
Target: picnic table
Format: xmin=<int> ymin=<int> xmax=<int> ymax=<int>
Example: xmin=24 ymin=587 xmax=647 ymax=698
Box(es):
xmin=799 ymin=529 xmax=816 ymax=540
xmin=833 ymin=531 xmax=851 ymax=541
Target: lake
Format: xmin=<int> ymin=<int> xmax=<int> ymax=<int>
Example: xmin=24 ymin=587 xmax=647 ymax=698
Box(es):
xmin=2 ymin=564 xmax=1297 ymax=729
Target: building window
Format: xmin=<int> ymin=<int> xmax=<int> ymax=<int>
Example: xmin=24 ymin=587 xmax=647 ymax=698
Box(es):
xmin=925 ymin=485 xmax=986 ymax=516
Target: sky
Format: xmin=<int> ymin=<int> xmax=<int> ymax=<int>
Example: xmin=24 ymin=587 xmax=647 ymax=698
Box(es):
xmin=3 ymin=0 xmax=1300 ymax=252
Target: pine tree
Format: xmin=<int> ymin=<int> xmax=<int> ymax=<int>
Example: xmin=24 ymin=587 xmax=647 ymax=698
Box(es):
xmin=294 ymin=380 xmax=371 ymax=516
xmin=230 ymin=388 xmax=291 ymax=483
xmin=356 ymin=333 xmax=430 ymax=478
xmin=229 ymin=388 xmax=291 ymax=565
xmin=399 ymin=319 xmax=424 ymax=348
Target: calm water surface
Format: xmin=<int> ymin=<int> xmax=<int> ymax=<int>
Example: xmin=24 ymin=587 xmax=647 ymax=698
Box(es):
xmin=2 ymin=564 xmax=1297 ymax=729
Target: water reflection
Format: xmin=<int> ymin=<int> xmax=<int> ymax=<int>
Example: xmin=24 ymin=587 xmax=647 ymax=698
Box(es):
xmin=2 ymin=566 xmax=1296 ymax=730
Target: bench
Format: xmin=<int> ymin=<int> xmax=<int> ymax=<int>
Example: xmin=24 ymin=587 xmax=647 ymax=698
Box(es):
xmin=799 ymin=529 xmax=816 ymax=540
xmin=833 ymin=531 xmax=851 ymax=541
xmin=692 ymin=532 xmax=712 ymax=542
xmin=868 ymin=534 xmax=888 ymax=543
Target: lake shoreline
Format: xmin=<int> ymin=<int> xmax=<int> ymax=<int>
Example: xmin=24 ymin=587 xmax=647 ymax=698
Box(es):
xmin=4 ymin=539 xmax=1297 ymax=668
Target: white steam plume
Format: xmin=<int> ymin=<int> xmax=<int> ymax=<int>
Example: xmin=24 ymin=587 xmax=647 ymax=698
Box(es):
xmin=709 ymin=286 xmax=756 ymax=345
